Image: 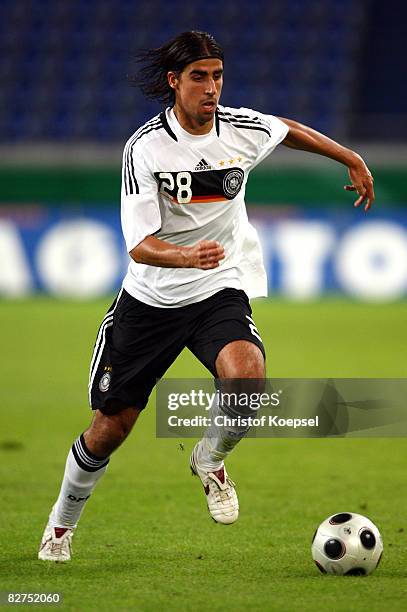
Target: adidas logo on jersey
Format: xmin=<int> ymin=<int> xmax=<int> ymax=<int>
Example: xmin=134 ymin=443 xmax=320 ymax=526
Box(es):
xmin=195 ymin=158 xmax=213 ymax=171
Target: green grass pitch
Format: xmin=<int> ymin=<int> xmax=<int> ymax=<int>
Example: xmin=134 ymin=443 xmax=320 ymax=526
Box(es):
xmin=0 ymin=297 xmax=406 ymax=611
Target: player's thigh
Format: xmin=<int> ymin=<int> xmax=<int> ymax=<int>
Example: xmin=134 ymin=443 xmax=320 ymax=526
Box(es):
xmin=89 ymin=289 xmax=189 ymax=415
xmin=187 ymin=288 xmax=266 ymax=377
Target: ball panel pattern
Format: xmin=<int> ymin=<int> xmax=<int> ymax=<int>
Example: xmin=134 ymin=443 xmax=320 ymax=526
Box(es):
xmin=329 ymin=513 xmax=352 ymax=525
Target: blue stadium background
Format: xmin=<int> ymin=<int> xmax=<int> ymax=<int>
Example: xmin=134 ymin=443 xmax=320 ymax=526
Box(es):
xmin=1 ymin=0 xmax=405 ymax=142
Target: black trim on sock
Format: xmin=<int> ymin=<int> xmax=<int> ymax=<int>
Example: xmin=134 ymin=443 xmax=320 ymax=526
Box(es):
xmin=79 ymin=434 xmax=108 ymax=461
xmin=71 ymin=435 xmax=110 ymax=473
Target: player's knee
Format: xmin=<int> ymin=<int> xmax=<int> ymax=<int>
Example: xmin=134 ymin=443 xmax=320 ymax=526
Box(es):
xmin=227 ymin=360 xmax=265 ymax=378
xmin=217 ymin=342 xmax=265 ymax=378
xmin=241 ymin=347 xmax=264 ymax=378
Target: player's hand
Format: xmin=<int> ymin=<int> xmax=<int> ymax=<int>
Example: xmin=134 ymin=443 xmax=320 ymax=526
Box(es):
xmin=186 ymin=240 xmax=225 ymax=269
xmin=344 ymin=160 xmax=375 ymax=212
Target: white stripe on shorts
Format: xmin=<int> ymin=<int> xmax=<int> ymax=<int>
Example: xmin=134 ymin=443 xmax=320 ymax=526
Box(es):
xmin=88 ymin=288 xmax=123 ymax=406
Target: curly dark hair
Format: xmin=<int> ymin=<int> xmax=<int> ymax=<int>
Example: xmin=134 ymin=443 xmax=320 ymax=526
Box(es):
xmin=129 ymin=31 xmax=224 ymax=105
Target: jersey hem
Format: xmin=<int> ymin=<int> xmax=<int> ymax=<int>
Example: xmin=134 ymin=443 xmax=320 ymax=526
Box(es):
xmin=122 ymin=278 xmax=244 ymax=308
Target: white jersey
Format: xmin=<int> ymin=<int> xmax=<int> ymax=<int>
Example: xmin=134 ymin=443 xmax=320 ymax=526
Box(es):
xmin=121 ymin=105 xmax=288 ymax=307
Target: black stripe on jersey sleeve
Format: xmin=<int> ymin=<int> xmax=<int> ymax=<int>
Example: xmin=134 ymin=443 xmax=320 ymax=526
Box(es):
xmin=222 ymin=116 xmax=272 ymax=131
xmin=123 ymin=158 xmax=128 ymax=196
xmin=124 ymin=161 xmax=130 ymax=196
xmin=217 ymin=110 xmax=273 ymax=136
xmin=124 ymin=118 xmax=161 ymax=194
xmin=217 ymin=110 xmax=265 ymax=124
xmin=217 ymin=111 xmax=272 ymax=136
xmin=219 ymin=114 xmax=262 ymax=125
xmin=124 ymin=117 xmax=161 ymax=195
xmin=218 ymin=117 xmax=272 ymax=138
xmin=125 ymin=120 xmax=163 ymax=195
xmin=125 ymin=115 xmax=160 ymax=179
xmin=128 ymin=153 xmax=139 ymax=195
xmin=132 ymin=120 xmax=162 ymax=145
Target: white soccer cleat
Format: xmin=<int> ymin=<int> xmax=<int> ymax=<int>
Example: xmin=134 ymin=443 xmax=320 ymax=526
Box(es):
xmin=190 ymin=443 xmax=239 ymax=524
xmin=38 ymin=523 xmax=74 ymax=562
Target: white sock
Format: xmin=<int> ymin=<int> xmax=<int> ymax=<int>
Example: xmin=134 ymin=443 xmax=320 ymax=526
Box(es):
xmin=49 ymin=434 xmax=109 ymax=529
xmin=197 ymin=399 xmax=251 ymax=472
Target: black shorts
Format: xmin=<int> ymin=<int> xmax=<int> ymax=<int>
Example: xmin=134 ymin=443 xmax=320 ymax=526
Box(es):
xmin=88 ymin=287 xmax=265 ymax=413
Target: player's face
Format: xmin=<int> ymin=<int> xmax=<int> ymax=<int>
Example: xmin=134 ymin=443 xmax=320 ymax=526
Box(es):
xmin=169 ymin=58 xmax=223 ymax=125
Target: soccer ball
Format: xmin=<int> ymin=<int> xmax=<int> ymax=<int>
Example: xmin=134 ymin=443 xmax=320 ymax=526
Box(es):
xmin=311 ymin=512 xmax=383 ymax=575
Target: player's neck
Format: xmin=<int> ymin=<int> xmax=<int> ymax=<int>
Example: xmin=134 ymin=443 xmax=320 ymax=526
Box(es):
xmin=172 ymin=104 xmax=214 ymax=136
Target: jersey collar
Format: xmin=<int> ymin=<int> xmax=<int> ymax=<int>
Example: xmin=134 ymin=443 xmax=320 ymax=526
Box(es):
xmin=159 ymin=109 xmax=177 ymax=141
xmin=162 ymin=107 xmax=220 ymax=145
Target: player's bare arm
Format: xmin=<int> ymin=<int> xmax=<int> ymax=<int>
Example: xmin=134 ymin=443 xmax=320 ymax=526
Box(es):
xmin=130 ymin=235 xmax=225 ymax=269
xmin=279 ymin=117 xmax=375 ymax=211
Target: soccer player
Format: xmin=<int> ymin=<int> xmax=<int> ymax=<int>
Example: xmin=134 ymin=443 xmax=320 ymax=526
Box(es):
xmin=39 ymin=31 xmax=374 ymax=561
